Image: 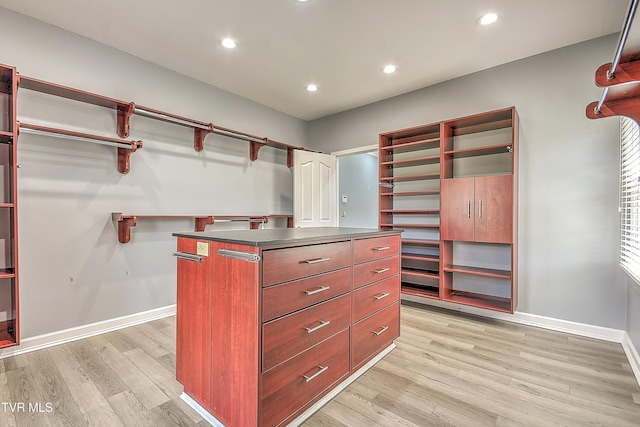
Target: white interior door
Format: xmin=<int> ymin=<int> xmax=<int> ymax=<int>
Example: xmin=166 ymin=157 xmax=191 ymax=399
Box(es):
xmin=293 ymin=150 xmax=337 ymax=228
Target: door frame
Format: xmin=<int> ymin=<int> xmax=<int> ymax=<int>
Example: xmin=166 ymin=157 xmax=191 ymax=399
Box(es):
xmin=331 ymin=144 xmax=379 ymax=226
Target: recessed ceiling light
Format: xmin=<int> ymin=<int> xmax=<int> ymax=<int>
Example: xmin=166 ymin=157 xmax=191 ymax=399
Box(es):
xmin=220 ymin=38 xmax=237 ymax=49
xmin=478 ymin=12 xmax=498 ymax=26
xmin=382 ymin=64 xmax=397 ymax=74
xmin=306 ymin=84 xmax=318 ymax=92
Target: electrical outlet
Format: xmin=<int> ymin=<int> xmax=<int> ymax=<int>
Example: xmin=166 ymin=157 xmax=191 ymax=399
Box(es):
xmin=196 ymin=241 xmax=209 ymax=256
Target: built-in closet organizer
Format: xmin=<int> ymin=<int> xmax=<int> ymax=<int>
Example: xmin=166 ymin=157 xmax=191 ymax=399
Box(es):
xmin=173 ymin=227 xmax=401 ymax=427
xmin=0 ymin=64 xmax=19 ymax=348
xmin=379 ymin=107 xmax=518 ymax=313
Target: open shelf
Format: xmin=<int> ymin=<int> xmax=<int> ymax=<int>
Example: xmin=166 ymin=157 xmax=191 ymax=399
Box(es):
xmin=0 ymin=268 xmax=15 ymax=279
xmin=402 ymin=239 xmax=440 ymax=247
xmin=380 ymin=223 xmax=439 ymax=229
xmin=444 ymin=290 xmax=512 ymax=313
xmin=445 ymin=108 xmax=513 ymax=136
xmin=0 ymin=131 xmax=12 ymax=143
xmin=380 ymin=173 xmax=440 ymax=182
xmin=111 ymin=213 xmax=293 ymax=244
xmin=402 ymin=268 xmax=439 ymax=280
xmin=401 ymin=283 xmax=440 ymax=300
xmin=19 ymin=122 xmax=143 ymax=174
xmin=380 ymin=190 xmax=440 ymax=197
xmin=402 ymin=254 xmax=439 ymax=263
xmin=380 ymin=209 xmax=439 ymax=215
xmin=444 ymin=143 xmax=512 ymax=159
xmin=380 ymin=155 xmax=440 ymax=168
xmin=443 ymin=265 xmax=510 ymax=279
xmin=380 ymin=137 xmax=440 ymax=153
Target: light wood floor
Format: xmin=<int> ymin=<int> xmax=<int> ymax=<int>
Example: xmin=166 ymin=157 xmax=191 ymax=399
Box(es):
xmin=0 ymin=303 xmax=638 ymax=426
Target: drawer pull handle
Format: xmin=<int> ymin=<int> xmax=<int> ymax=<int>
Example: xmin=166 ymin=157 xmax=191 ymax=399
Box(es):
xmin=373 ymin=326 xmax=389 ymax=336
xmin=373 ymin=246 xmax=390 ymax=251
xmin=373 ymin=268 xmax=390 ymax=274
xmin=303 ymin=365 xmax=328 ymax=383
xmin=374 ymin=292 xmax=390 ymax=300
xmin=305 ymin=286 xmax=330 ymax=296
xmin=172 ymin=252 xmax=203 ymax=263
xmin=305 ymin=320 xmax=330 ymax=334
xmin=305 ymin=257 xmax=331 ymax=264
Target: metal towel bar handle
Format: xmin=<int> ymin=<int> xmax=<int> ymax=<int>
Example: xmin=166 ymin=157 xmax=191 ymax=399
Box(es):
xmin=303 ymin=365 xmax=328 ymax=382
xmin=173 ymin=252 xmax=203 ymax=263
xmin=217 ymin=248 xmax=261 ymax=263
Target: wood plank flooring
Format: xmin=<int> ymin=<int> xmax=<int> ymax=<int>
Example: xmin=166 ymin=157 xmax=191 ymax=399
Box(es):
xmin=0 ymin=303 xmax=637 ymax=426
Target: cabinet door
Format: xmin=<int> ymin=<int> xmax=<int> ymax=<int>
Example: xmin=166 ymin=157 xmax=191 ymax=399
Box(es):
xmin=441 ymin=178 xmax=475 ymax=241
xmin=474 ymin=175 xmax=513 ymax=243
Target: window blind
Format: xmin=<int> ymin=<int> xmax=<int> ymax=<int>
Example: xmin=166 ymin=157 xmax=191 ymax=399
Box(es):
xmin=620 ymin=116 xmax=640 ymax=285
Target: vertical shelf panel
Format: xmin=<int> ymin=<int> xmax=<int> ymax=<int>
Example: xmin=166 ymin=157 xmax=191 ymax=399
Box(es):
xmin=0 ymin=64 xmax=17 ymax=346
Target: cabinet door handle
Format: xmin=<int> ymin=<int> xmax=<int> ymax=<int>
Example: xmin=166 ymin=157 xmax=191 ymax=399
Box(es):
xmin=373 ymin=325 xmax=389 ymax=336
xmin=305 ymin=286 xmax=330 ymax=296
xmin=172 ymin=252 xmax=203 ymax=263
xmin=373 ymin=246 xmax=390 ymax=251
xmin=305 ymin=320 xmax=330 ymax=334
xmin=374 ymin=292 xmax=390 ymax=300
xmin=305 ymin=257 xmax=331 ymax=264
xmin=478 ymin=200 xmax=483 ymax=219
xmin=467 ymin=200 xmax=471 ymax=218
xmin=303 ymin=365 xmax=328 ymax=382
xmin=373 ymin=268 xmax=390 ymax=274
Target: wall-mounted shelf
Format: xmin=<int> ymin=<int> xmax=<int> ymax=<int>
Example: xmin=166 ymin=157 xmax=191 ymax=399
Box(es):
xmin=442 ymin=265 xmax=511 ymax=280
xmin=380 ymin=155 xmax=440 ymax=167
xmin=111 ymin=213 xmax=293 ymax=244
xmin=443 ymin=143 xmax=512 ymax=159
xmin=379 ymin=173 xmax=440 ymax=182
xmin=18 ymin=122 xmax=143 ymax=174
xmin=18 ymin=75 xmax=307 ymax=166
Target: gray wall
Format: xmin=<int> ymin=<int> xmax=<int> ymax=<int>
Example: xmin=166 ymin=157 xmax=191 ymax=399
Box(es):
xmin=309 ymin=35 xmax=627 ymax=330
xmin=0 ymin=8 xmax=307 ymax=338
xmin=629 ymin=280 xmax=640 ymax=351
xmin=338 ymin=153 xmax=378 ymax=228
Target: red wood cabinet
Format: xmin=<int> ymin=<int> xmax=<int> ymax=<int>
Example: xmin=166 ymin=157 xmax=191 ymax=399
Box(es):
xmin=174 ymin=229 xmax=401 ymax=427
xmin=441 ymin=175 xmax=513 ymax=244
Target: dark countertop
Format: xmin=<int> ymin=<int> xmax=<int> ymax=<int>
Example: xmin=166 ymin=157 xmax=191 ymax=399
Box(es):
xmin=172 ymin=227 xmax=401 ymax=247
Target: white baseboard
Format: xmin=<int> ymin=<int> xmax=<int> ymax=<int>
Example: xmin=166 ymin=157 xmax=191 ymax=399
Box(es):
xmin=401 ymin=295 xmax=626 ymax=342
xmin=0 ymin=304 xmax=176 ymax=359
xmin=622 ymin=333 xmax=640 ymax=387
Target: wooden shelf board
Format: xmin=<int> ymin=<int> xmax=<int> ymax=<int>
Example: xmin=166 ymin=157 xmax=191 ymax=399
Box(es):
xmin=380 ymin=209 xmax=440 ymax=215
xmin=0 ymin=131 xmax=12 ymax=144
xmin=380 ymin=137 xmax=440 ymax=153
xmin=444 ymin=143 xmax=512 ymax=159
xmin=381 ymin=124 xmax=440 ymax=141
xmin=443 ymin=264 xmax=511 ymax=279
xmin=444 ymin=290 xmax=512 ymax=313
xmin=0 ymin=203 xmax=14 ymax=208
xmin=0 ymin=269 xmax=15 ymax=279
xmin=381 ymin=155 xmax=440 ymax=168
xmin=380 ymin=190 xmax=440 ymax=197
xmin=445 ymin=108 xmax=513 ymax=136
xmin=402 ymin=254 xmax=439 ymax=263
xmin=401 ymin=284 xmax=440 ymax=300
xmin=401 ymin=268 xmax=439 ymax=280
xmin=20 ymin=76 xmax=128 ymax=110
xmin=402 ymin=239 xmax=440 ymax=247
xmin=380 ymin=223 xmax=439 ymax=229
xmin=380 ymin=173 xmax=440 ymax=182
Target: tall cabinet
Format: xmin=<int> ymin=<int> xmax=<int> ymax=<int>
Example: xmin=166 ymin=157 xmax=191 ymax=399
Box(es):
xmin=0 ymin=64 xmax=19 ymax=347
xmin=379 ymin=107 xmax=518 ymax=313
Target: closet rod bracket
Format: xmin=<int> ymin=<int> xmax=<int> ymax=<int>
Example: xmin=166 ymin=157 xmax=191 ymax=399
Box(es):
xmin=194 ymin=124 xmax=214 ymax=152
xmin=117 ymin=102 xmax=136 ymax=138
xmin=249 ymin=138 xmax=269 ymax=162
xmin=117 ymin=140 xmax=143 ymax=174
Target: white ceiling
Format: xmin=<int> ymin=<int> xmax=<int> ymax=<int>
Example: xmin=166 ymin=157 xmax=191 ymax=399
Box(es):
xmin=0 ymin=0 xmax=629 ymax=120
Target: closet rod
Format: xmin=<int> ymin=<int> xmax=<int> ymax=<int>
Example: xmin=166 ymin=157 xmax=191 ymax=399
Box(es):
xmin=595 ymin=0 xmax=639 ymax=114
xmin=134 ymin=107 xmax=211 ymax=131
xmin=19 ymin=122 xmax=137 ymax=150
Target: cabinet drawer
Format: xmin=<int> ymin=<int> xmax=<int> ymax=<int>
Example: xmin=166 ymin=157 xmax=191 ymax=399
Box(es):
xmin=351 ymin=302 xmax=400 ymax=370
xmin=262 ymin=241 xmax=351 ymax=286
xmin=262 ymin=294 xmax=350 ymax=372
xmin=261 ymin=330 xmax=349 ymax=427
xmin=353 ymin=275 xmax=400 ymax=322
xmin=353 ymin=235 xmax=400 ymax=264
xmin=353 ymin=255 xmax=399 ymax=289
xmin=262 ymin=268 xmax=351 ymax=322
